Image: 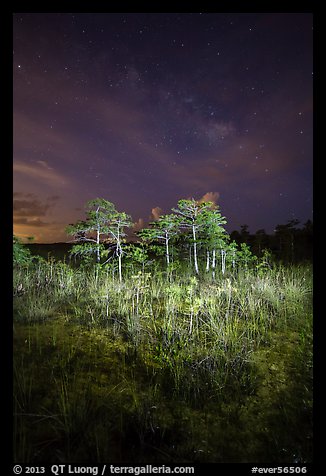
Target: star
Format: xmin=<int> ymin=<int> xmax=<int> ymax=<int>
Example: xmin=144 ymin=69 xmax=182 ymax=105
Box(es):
xmin=13 ymin=12 xmax=313 ymax=242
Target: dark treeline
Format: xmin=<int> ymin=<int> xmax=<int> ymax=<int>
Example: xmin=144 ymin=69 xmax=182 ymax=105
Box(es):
xmin=24 ymin=219 xmax=313 ymax=264
xmin=230 ymin=219 xmax=313 ymax=263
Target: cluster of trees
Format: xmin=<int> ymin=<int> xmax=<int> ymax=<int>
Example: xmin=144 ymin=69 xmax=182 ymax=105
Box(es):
xmin=138 ymin=199 xmax=228 ymax=275
xmin=230 ymin=220 xmax=313 ymax=263
xmin=65 ymin=198 xmax=132 ymax=282
xmin=13 ymin=197 xmax=312 ymax=277
xmin=63 ymin=198 xmax=262 ymax=281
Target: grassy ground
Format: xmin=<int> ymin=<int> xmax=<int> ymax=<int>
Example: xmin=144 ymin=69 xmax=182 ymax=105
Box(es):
xmin=13 ymin=260 xmax=313 ymax=463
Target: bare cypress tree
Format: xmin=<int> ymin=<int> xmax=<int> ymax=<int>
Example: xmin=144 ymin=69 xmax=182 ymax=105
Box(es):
xmin=108 ymin=211 xmax=132 ymax=282
xmin=66 ymin=198 xmax=132 ymax=280
xmin=138 ymin=213 xmax=181 ymax=267
xmin=197 ymin=206 xmax=228 ymax=277
xmin=66 ymin=198 xmax=115 ymax=263
xmin=172 ymin=199 xmax=219 ymax=275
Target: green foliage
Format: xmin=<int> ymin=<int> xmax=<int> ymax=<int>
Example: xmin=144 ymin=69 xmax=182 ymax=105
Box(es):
xmin=66 ymin=198 xmax=131 ymax=279
xmin=166 ymin=259 xmax=182 ymax=276
xmin=225 ymin=240 xmax=238 ymax=267
xmin=125 ymin=243 xmax=149 ymax=264
xmin=64 ymin=196 xmax=270 ymax=277
xmin=65 ymin=198 xmax=115 ymax=241
xmin=148 ymin=244 xmax=165 ymax=257
xmin=87 ymin=197 xmax=116 ymax=214
xmin=130 ymin=270 xmax=152 ymax=290
xmin=138 ymin=213 xmax=182 ymax=267
xmin=12 ymin=196 xmax=313 ymax=463
xmin=13 ymin=236 xmax=33 ymax=266
xmin=70 ymin=242 xmax=105 ymax=259
xmin=236 ymin=242 xmax=257 ymax=269
xmin=197 ymin=206 xmax=228 ymax=247
xmin=256 ymin=249 xmax=274 ymax=276
xmin=13 ymin=256 xmax=312 ymax=463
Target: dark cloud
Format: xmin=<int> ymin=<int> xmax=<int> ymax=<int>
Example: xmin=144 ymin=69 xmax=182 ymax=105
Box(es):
xmin=14 ymin=198 xmax=51 ymax=217
xmin=13 ymin=195 xmax=61 ymax=232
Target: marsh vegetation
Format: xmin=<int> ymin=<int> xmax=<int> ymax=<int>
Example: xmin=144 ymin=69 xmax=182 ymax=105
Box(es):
xmin=13 ymin=199 xmax=313 ymax=464
xmin=13 ymin=257 xmax=312 ymax=464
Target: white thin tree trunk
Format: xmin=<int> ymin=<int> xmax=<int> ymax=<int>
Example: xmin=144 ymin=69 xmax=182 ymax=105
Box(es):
xmin=117 ymin=227 xmax=122 ymax=282
xmin=221 ymin=249 xmax=226 ymax=275
xmin=192 ymin=224 xmax=199 ymax=274
xmin=165 ymin=231 xmax=170 ymax=266
xmin=206 ymin=250 xmax=210 ymax=272
xmin=96 ymin=207 xmax=101 ymax=263
xmin=118 ymin=253 xmax=122 ymax=283
xmin=232 ymin=251 xmax=236 ymax=269
xmin=96 ymin=227 xmax=100 ymax=263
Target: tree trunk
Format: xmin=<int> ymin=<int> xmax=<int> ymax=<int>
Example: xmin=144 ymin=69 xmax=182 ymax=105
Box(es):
xmin=95 ymin=207 xmax=101 ymax=263
xmin=212 ymin=249 xmax=216 ymax=279
xmin=232 ymin=251 xmax=236 ymax=269
xmin=118 ymin=253 xmax=122 ymax=283
xmin=165 ymin=232 xmax=170 ymax=266
xmin=221 ymin=249 xmax=226 ymax=275
xmin=96 ymin=227 xmax=100 ymax=263
xmin=206 ymin=250 xmax=210 ymax=272
xmin=192 ymin=224 xmax=199 ymax=274
xmin=117 ymin=227 xmax=122 ymax=282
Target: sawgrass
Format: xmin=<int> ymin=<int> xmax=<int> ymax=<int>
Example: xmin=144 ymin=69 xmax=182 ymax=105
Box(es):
xmin=13 ymin=259 xmax=312 ymax=463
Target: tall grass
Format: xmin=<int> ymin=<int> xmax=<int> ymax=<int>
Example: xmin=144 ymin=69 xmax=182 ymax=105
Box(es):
xmin=13 ymin=258 xmax=313 ymax=463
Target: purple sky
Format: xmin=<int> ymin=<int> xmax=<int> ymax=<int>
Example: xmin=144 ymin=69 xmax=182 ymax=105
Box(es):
xmin=13 ymin=12 xmax=313 ymax=243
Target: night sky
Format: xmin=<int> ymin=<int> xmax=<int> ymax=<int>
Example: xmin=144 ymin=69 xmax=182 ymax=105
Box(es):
xmin=13 ymin=12 xmax=313 ymax=243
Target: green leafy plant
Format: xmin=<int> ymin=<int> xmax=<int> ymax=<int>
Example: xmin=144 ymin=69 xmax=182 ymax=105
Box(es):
xmin=13 ymin=236 xmax=33 ymax=266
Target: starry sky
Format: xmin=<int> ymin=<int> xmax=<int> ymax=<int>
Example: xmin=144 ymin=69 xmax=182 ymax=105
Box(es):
xmin=13 ymin=12 xmax=313 ymax=243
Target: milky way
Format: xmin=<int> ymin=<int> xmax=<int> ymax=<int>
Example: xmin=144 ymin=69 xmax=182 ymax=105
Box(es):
xmin=13 ymin=12 xmax=313 ymax=243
